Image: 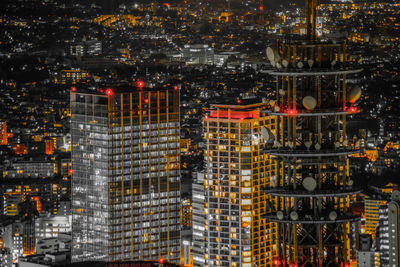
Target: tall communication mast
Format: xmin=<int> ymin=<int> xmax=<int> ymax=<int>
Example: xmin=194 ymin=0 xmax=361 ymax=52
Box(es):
xmin=263 ymin=0 xmax=363 ymax=266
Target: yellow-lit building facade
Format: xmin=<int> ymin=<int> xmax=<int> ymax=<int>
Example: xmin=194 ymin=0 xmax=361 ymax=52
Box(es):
xmin=203 ymin=102 xmax=278 ymax=267
xmin=364 ymin=198 xmax=388 ymax=238
xmin=54 ymin=70 xmax=91 ymax=85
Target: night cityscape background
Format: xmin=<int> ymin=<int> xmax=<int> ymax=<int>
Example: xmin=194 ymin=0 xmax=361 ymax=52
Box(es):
xmin=0 ymin=0 xmax=400 ymax=266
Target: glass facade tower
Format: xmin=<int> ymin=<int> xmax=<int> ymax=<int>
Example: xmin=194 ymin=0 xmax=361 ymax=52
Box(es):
xmin=71 ymin=86 xmax=180 ymax=263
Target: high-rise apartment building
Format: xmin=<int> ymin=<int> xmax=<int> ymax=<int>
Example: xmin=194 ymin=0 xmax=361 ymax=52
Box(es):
xmin=71 ymin=86 xmax=181 ymax=263
xmin=378 ymin=204 xmax=389 ymax=266
xmin=203 ymin=101 xmax=278 ymax=267
xmin=365 ymin=196 xmax=388 ymax=238
xmin=192 ymin=172 xmax=206 ymax=267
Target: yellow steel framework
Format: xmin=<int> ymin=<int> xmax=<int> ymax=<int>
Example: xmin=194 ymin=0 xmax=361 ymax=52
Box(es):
xmin=263 ymin=0 xmax=363 ymax=266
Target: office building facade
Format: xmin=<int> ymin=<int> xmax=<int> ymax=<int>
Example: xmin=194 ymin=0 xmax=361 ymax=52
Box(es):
xmin=71 ymin=86 xmax=180 ymax=262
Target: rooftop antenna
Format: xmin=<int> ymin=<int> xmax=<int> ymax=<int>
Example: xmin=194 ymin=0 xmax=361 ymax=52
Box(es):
xmin=306 ymin=0 xmax=317 ymax=40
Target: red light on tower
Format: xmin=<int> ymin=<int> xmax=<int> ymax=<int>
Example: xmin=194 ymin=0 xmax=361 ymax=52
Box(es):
xmin=136 ymin=80 xmax=145 ymax=88
xmin=159 ymin=257 xmax=165 ymax=264
xmin=68 ymin=169 xmax=74 ymax=175
xmin=144 ymin=98 xmax=149 ymax=104
xmin=273 ymin=259 xmax=281 ymax=266
xmin=237 ymin=99 xmax=242 ymax=104
xmin=71 ymin=86 xmax=77 ymax=92
xmin=345 ymin=106 xmax=358 ymax=113
xmin=105 ymin=88 xmax=113 ymax=96
xmin=260 ymin=5 xmax=264 ymax=11
xmin=287 ymin=109 xmax=297 ymax=116
xmin=174 ymin=85 xmax=178 ymax=90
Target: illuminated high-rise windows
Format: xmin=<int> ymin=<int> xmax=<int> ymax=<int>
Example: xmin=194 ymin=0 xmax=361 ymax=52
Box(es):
xmin=71 ymin=86 xmax=180 ymax=263
xmin=203 ymin=102 xmax=278 ymax=267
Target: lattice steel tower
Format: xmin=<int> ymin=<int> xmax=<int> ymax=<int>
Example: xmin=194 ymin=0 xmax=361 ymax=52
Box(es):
xmin=263 ymin=0 xmax=363 ymax=266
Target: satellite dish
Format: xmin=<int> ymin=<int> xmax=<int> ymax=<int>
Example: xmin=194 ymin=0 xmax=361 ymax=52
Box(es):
xmin=290 ymin=211 xmax=299 ymax=221
xmin=261 ymin=126 xmax=275 ymax=143
xmin=276 ymin=62 xmax=282 ymax=69
xmin=266 ymin=47 xmax=280 ymax=64
xmin=277 ymin=211 xmax=284 ymax=220
xmin=270 ymin=176 xmax=277 ymax=187
xmin=329 ymin=211 xmax=337 ymax=221
xmin=315 ymin=143 xmax=321 ymax=150
xmin=282 ymin=60 xmax=289 ymax=68
xmin=302 ymin=96 xmax=317 ymax=110
xmin=392 ymin=191 xmax=400 ymax=202
xmin=305 ymin=141 xmax=311 ymax=149
xmin=334 ymin=141 xmax=340 ymax=148
xmin=279 ymin=89 xmax=285 ymax=96
xmin=303 ymin=177 xmax=317 ymax=192
xmin=288 ymin=141 xmax=294 ymax=149
xmin=347 ymin=179 xmax=354 ymax=186
xmin=273 ymin=140 xmax=281 ymax=148
xmin=307 ymin=59 xmax=314 ymax=68
xmin=297 ymin=62 xmax=304 ymax=69
xmin=347 ymin=86 xmax=361 ymax=103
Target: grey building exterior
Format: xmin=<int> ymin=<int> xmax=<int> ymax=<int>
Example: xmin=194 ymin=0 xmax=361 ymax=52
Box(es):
xmin=71 ymin=87 xmax=181 ymax=263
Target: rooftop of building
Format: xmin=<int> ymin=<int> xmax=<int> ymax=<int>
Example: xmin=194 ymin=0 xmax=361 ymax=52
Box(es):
xmin=209 ymin=97 xmax=267 ymax=109
xmin=71 ymin=83 xmax=179 ymax=96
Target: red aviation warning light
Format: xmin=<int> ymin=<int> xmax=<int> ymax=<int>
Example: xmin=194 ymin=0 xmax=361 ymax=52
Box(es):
xmin=136 ymin=80 xmax=145 ymax=88
xmin=287 ymin=109 xmax=298 ymax=116
xmin=71 ymin=86 xmax=77 ymax=92
xmin=105 ymin=88 xmax=113 ymax=96
xmin=344 ymin=106 xmax=359 ymax=113
xmin=68 ymin=169 xmax=74 ymax=175
xmin=273 ymin=259 xmax=281 ymax=266
xmin=237 ymin=99 xmax=242 ymax=104
xmin=159 ymin=257 xmax=165 ymax=264
xmin=144 ymin=98 xmax=149 ymax=104
xmin=173 ymin=85 xmax=178 ymax=90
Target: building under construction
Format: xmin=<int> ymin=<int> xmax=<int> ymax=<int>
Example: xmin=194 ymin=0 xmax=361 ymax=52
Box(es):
xmin=263 ymin=0 xmax=363 ymax=266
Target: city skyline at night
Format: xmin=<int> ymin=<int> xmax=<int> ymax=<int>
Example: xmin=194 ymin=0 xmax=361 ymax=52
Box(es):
xmin=0 ymin=0 xmax=400 ymax=267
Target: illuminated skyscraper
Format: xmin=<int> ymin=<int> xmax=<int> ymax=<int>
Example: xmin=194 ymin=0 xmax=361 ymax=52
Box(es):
xmin=203 ymin=101 xmax=278 ymax=267
xmin=263 ymin=0 xmax=362 ymax=265
xmin=364 ymin=196 xmax=388 ymax=238
xmin=71 ymin=86 xmax=181 ymax=263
